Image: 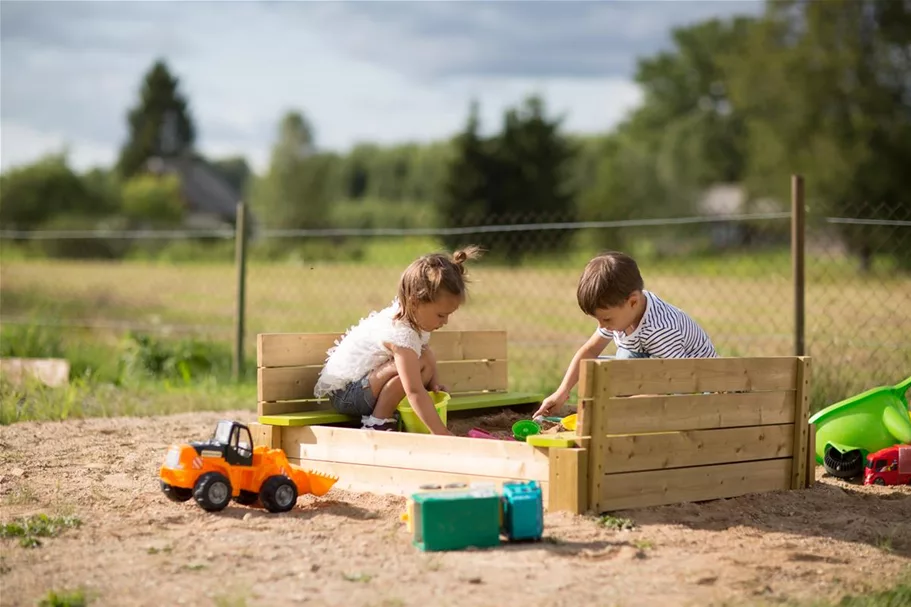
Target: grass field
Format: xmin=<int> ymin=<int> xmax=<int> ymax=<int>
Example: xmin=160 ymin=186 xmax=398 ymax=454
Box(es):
xmin=1 ymin=246 xmax=910 ymax=414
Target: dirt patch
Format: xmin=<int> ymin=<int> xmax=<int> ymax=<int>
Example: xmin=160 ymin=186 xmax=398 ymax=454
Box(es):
xmin=1 ymin=411 xmax=909 ymax=607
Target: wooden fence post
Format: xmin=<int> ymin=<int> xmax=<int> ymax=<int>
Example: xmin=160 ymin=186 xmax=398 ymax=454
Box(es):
xmin=791 ymin=175 xmax=806 ymax=357
xmin=233 ymin=202 xmax=248 ymax=381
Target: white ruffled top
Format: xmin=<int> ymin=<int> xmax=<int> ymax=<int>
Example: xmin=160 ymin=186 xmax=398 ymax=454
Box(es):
xmin=314 ymin=299 xmax=430 ymax=397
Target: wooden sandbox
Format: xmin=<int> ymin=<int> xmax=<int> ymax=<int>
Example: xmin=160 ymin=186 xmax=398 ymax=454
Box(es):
xmin=251 ymin=331 xmax=813 ymax=514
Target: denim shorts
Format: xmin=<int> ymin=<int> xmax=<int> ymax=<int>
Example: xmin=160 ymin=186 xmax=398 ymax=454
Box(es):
xmin=328 ymin=375 xmax=377 ymax=417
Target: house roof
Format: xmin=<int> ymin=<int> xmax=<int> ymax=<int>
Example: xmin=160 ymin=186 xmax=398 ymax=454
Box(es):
xmin=146 ymin=156 xmax=240 ymax=221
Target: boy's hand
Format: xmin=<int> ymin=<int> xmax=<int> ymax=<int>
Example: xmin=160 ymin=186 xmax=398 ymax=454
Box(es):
xmin=535 ymin=391 xmax=569 ymax=418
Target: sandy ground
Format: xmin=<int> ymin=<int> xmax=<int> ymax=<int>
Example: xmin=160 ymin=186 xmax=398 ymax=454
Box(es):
xmin=1 ymin=410 xmax=909 ymax=607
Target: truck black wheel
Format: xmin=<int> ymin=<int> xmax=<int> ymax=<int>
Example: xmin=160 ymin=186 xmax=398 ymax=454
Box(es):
xmin=161 ymin=481 xmax=192 ymax=502
xmin=193 ymin=472 xmax=232 ymax=512
xmin=260 ymin=476 xmax=298 ymax=513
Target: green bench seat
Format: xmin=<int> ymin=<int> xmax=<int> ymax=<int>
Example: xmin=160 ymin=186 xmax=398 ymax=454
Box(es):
xmin=259 ymin=391 xmax=544 ymax=427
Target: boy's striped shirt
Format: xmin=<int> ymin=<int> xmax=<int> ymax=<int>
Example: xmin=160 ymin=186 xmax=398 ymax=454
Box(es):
xmin=598 ymin=290 xmax=717 ymax=358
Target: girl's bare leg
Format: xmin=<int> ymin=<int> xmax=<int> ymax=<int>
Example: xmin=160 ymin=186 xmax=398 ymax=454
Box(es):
xmin=371 ymin=353 xmax=433 ymax=420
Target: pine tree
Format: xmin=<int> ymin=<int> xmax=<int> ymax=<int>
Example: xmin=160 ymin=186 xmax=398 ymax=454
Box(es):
xmin=439 ymin=101 xmax=492 ymax=250
xmin=117 ymin=59 xmax=196 ymax=179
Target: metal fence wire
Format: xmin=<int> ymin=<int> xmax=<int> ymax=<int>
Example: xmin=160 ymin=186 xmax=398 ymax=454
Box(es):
xmin=1 ymin=201 xmax=909 ymax=411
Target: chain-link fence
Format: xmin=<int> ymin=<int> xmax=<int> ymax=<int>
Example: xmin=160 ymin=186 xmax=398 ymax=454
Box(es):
xmin=1 ymin=202 xmax=909 ymax=410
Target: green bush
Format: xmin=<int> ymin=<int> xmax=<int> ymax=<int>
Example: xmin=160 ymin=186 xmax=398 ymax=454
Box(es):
xmin=0 ymin=323 xmax=65 ymax=358
xmin=118 ymin=332 xmax=232 ymax=383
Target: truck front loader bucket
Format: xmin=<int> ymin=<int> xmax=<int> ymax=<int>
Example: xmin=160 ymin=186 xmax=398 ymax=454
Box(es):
xmin=305 ymin=470 xmax=339 ymax=496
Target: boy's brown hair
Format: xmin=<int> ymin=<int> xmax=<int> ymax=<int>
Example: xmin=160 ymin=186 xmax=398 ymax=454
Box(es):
xmin=395 ymin=245 xmax=484 ymax=328
xmin=576 ymin=251 xmax=644 ymax=315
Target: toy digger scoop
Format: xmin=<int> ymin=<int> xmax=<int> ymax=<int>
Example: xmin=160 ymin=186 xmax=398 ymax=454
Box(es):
xmin=302 ymin=469 xmax=340 ymax=497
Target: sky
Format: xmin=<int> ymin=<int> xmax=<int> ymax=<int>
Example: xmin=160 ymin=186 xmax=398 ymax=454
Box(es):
xmin=0 ymin=0 xmax=763 ymax=174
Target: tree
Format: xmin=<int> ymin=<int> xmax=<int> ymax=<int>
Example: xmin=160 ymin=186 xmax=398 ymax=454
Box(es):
xmin=438 ymin=101 xmax=492 ymax=250
xmin=726 ymin=0 xmax=911 ymax=270
xmin=490 ymin=95 xmax=577 ymax=259
xmin=251 ymin=110 xmax=334 ymax=230
xmin=0 ymin=154 xmax=96 ymax=228
xmin=120 ymin=174 xmax=184 ymax=225
xmin=117 ymin=59 xmax=196 ymax=179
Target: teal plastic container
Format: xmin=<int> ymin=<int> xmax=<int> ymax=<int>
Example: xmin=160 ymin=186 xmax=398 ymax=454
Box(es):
xmin=809 ymin=376 xmax=911 ymax=477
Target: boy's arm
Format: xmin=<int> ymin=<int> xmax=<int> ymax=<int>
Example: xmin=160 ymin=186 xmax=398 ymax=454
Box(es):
xmin=534 ymin=330 xmax=610 ymax=417
xmin=392 ymin=345 xmax=452 ymax=436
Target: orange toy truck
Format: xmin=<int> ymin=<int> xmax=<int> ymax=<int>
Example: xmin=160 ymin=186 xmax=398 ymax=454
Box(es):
xmin=159 ymin=420 xmax=338 ymax=513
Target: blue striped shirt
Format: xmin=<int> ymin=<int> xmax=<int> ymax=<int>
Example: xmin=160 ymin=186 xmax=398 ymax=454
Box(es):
xmin=598 ymin=290 xmax=717 ymax=358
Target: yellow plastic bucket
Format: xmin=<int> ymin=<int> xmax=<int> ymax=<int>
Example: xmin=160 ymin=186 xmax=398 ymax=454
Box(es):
xmin=397 ymin=391 xmax=450 ymax=433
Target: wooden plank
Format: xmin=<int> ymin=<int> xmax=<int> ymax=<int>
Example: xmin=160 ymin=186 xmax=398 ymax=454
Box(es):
xmin=283 ymin=425 xmax=547 ymax=462
xmin=258 ymin=399 xmax=333 ymax=417
xmin=548 ymin=448 xmax=588 ymax=515
xmin=249 ymin=423 xmax=281 ymax=449
xmin=289 ymin=458 xmax=550 ymax=507
xmin=575 ymin=359 xmax=595 ymax=450
xmin=806 ymin=422 xmax=816 ymax=488
xmin=257 ymin=330 xmax=507 ymax=368
xmin=791 ymin=357 xmax=812 ymax=489
xmin=597 ymin=458 xmax=792 ymax=512
xmin=0 ymin=357 xmax=70 ymax=388
xmin=258 ymin=359 xmax=508 ymax=402
xmin=601 ymin=424 xmax=794 ymax=474
xmin=601 ymin=357 xmax=798 ymax=397
xmin=258 ymin=333 xmax=339 ymax=367
xmin=603 ymin=391 xmax=796 ymax=434
xmin=588 ymin=362 xmax=610 ymax=517
xmin=427 ymin=331 xmax=507 ymax=361
xmin=293 ymin=433 xmax=549 ymax=481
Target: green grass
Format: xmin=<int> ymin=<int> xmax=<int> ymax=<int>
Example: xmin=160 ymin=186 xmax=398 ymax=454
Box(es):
xmin=783 ymin=580 xmax=911 ymax=607
xmin=37 ymin=588 xmax=91 ymax=607
xmin=599 ymin=515 xmax=637 ymax=531
xmin=0 ymin=514 xmax=82 ymax=548
xmin=1 ymin=246 xmax=909 ymax=419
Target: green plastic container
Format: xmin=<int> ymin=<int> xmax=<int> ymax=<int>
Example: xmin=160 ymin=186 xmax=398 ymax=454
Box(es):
xmin=809 ymin=376 xmax=911 ymax=477
xmin=512 ymin=420 xmax=541 ymax=441
xmin=409 ymin=485 xmax=502 ymax=551
xmin=397 ymin=391 xmax=450 ymax=434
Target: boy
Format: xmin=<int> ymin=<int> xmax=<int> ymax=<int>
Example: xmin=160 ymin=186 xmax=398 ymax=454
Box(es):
xmin=535 ymin=251 xmax=717 ymax=417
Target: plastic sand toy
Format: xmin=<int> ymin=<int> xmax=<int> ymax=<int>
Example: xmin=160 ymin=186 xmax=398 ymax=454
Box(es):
xmin=512 ymin=420 xmax=541 ymax=441
xmin=808 ymin=376 xmax=911 ymax=479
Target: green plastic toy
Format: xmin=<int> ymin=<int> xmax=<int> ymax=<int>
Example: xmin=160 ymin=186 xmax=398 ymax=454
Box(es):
xmin=808 ymin=376 xmax=911 ymax=479
xmin=512 ymin=420 xmax=541 ymax=441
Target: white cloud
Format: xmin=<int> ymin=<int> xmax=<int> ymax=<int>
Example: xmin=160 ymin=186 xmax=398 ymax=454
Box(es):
xmin=0 ymin=121 xmax=115 ymax=172
xmin=0 ymin=0 xmax=758 ymax=174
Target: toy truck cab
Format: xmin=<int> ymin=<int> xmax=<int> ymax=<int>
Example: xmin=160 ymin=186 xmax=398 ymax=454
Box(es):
xmin=864 ymin=444 xmax=911 ymax=486
xmin=196 ymin=420 xmax=254 ymax=466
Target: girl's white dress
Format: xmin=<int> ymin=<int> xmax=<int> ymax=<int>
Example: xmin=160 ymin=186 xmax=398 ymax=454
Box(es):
xmin=314 ymin=300 xmax=429 ymax=397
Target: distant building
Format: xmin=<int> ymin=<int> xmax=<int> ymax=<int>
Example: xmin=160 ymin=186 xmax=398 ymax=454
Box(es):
xmin=697 ymin=183 xmax=783 ymax=248
xmin=145 ymin=156 xmax=244 ymax=229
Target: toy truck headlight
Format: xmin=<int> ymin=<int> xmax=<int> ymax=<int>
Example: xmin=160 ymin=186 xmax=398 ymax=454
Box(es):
xmin=164 ymin=447 xmax=182 ymax=469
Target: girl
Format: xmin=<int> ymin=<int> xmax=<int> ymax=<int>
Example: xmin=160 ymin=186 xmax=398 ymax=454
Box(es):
xmin=314 ymin=246 xmax=483 ymax=435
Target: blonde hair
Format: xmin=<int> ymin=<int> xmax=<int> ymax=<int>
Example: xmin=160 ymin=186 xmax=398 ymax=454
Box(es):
xmin=576 ymin=251 xmax=644 ymax=315
xmin=395 ymin=245 xmax=484 ymax=328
